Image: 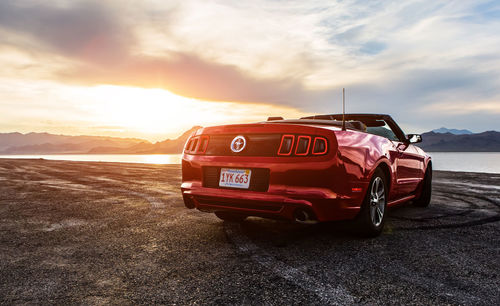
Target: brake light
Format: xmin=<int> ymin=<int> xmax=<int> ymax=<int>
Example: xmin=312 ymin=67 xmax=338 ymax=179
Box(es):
xmin=185 ymin=139 xmax=194 ymax=152
xmin=295 ymin=136 xmax=311 ymax=155
xmin=197 ymin=136 xmax=209 ymax=154
xmin=278 ymin=135 xmax=294 ymax=155
xmin=184 ymin=135 xmax=210 ymax=154
xmin=312 ymin=137 xmax=328 ymax=155
xmin=191 ymin=138 xmax=198 ymax=152
xmin=277 ymin=135 xmax=328 ymax=156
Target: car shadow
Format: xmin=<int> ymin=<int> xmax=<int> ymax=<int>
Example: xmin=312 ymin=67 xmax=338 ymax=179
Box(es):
xmin=235 ymin=217 xmax=363 ymax=248
xmin=231 ymin=202 xmax=436 ymax=247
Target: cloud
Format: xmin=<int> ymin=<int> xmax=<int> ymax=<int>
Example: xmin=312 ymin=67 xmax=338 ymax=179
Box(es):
xmin=424 ymin=101 xmax=500 ymax=115
xmin=0 ymin=0 xmax=131 ymax=64
xmin=0 ymin=0 xmax=500 ymax=132
xmin=61 ymin=51 xmax=311 ymax=105
xmin=0 ymin=0 xmax=311 ymax=105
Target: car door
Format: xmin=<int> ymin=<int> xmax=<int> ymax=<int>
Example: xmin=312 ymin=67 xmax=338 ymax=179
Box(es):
xmin=393 ymin=141 xmax=425 ymax=196
xmin=365 ymin=117 xmax=425 ymax=199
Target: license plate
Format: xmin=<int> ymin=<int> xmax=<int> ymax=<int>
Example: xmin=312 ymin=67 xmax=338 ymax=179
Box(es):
xmin=219 ymin=168 xmax=252 ymax=189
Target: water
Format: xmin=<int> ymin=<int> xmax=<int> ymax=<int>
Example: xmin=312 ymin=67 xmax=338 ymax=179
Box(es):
xmin=1 ymin=152 xmax=499 ymax=173
xmin=0 ymin=154 xmax=182 ymax=165
xmin=428 ymin=152 xmax=500 ymax=174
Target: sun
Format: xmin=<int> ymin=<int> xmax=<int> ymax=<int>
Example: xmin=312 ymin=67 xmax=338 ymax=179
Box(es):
xmin=71 ymin=85 xmax=309 ymax=141
xmin=86 ymin=86 xmax=215 ymax=135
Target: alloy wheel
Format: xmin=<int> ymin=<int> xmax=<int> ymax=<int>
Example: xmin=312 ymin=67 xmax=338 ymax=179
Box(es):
xmin=369 ymin=176 xmax=385 ymax=227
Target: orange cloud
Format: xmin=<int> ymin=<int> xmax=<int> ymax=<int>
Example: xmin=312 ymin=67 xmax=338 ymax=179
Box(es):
xmin=62 ymin=52 xmax=308 ymax=105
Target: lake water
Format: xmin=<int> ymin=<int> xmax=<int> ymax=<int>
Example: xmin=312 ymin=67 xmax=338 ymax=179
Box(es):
xmin=428 ymin=152 xmax=500 ymax=174
xmin=1 ymin=152 xmax=499 ymax=174
xmin=0 ymin=154 xmax=183 ymax=165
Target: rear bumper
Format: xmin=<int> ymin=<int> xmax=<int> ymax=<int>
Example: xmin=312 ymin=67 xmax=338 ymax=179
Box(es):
xmin=181 ymin=152 xmax=370 ymax=222
xmin=181 ymin=181 xmax=367 ymax=222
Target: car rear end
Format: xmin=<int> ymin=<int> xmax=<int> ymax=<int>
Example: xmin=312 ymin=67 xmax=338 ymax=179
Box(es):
xmin=180 ymin=122 xmax=367 ymax=222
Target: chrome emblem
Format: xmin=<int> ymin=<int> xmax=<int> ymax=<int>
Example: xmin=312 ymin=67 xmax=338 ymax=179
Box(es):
xmin=230 ymin=135 xmax=246 ymax=153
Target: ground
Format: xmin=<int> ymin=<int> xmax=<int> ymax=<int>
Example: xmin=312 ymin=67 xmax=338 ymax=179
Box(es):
xmin=0 ymin=159 xmax=499 ymax=305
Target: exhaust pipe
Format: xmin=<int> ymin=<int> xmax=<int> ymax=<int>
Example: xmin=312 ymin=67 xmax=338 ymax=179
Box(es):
xmin=183 ymin=195 xmax=195 ymax=209
xmin=294 ymin=208 xmax=318 ymax=225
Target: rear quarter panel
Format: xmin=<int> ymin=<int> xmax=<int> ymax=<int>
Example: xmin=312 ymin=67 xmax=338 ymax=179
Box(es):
xmin=334 ymin=130 xmax=397 ymax=198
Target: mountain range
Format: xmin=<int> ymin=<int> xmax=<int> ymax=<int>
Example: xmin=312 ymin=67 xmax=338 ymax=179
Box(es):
xmin=419 ymin=131 xmax=500 ymax=152
xmin=0 ymin=126 xmax=499 ymax=154
xmin=431 ymin=127 xmax=473 ymax=135
xmin=0 ymin=127 xmax=200 ymax=154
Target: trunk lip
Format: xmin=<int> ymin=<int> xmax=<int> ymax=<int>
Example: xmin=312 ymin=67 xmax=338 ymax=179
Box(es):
xmin=196 ymin=122 xmax=340 ymax=136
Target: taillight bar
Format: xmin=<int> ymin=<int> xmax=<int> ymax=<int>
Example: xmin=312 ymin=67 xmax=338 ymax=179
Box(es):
xmin=184 ymin=135 xmax=210 ymax=154
xmin=295 ymin=135 xmax=311 ymax=156
xmin=277 ymin=134 xmax=328 ymax=156
xmin=278 ymin=135 xmax=295 ymax=156
xmin=197 ymin=136 xmax=209 ymax=154
xmin=312 ymin=137 xmax=328 ymax=155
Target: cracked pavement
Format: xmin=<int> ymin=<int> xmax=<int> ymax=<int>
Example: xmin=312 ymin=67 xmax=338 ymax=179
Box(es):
xmin=0 ymin=159 xmax=499 ymax=305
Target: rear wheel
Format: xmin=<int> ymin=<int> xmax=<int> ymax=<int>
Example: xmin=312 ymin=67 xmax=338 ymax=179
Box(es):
xmin=413 ymin=165 xmax=432 ymax=207
xmin=215 ymin=211 xmax=247 ymax=222
xmin=355 ymin=168 xmax=387 ymax=237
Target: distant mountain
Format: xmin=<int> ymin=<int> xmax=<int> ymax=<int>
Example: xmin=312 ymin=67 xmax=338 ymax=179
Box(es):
xmin=88 ymin=126 xmax=201 ymax=154
xmin=0 ymin=127 xmax=201 ymax=154
xmin=431 ymin=127 xmax=473 ymax=135
xmin=419 ymin=131 xmax=500 ymax=152
xmin=0 ymin=132 xmax=148 ymax=154
xmin=3 ymin=126 xmax=497 ymax=154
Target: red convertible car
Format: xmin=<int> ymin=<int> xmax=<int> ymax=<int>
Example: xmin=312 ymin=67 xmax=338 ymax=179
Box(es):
xmin=181 ymin=114 xmax=432 ymax=236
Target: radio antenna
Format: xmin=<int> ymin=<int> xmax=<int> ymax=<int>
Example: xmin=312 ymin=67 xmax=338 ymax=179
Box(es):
xmin=341 ymin=88 xmax=346 ymax=131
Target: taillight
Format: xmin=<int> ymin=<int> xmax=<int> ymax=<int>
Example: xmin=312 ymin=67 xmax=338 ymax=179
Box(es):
xmin=277 ymin=134 xmax=328 ymax=156
xmin=185 ymin=138 xmax=194 ymax=152
xmin=197 ymin=136 xmax=209 ymax=154
xmin=191 ymin=138 xmax=198 ymax=152
xmin=312 ymin=137 xmax=328 ymax=155
xmin=184 ymin=135 xmax=210 ymax=154
xmin=278 ymin=135 xmax=294 ymax=156
xmin=295 ymin=136 xmax=311 ymax=155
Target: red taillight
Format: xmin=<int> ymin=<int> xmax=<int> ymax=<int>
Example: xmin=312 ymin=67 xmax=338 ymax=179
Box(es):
xmin=312 ymin=137 xmax=328 ymax=155
xmin=185 ymin=139 xmax=194 ymax=152
xmin=184 ymin=135 xmax=209 ymax=154
xmin=277 ymin=134 xmax=328 ymax=156
xmin=295 ymin=136 xmax=311 ymax=155
xmin=278 ymin=135 xmax=295 ymax=156
xmin=191 ymin=138 xmax=198 ymax=152
xmin=197 ymin=136 xmax=209 ymax=154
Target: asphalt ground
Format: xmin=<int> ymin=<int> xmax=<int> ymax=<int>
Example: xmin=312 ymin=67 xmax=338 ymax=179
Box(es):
xmin=0 ymin=159 xmax=499 ymax=305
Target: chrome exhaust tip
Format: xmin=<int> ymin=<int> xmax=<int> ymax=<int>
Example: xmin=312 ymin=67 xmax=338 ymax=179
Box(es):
xmin=294 ymin=208 xmax=319 ymax=224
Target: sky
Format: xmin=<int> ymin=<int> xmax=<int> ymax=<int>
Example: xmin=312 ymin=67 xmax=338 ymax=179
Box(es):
xmin=0 ymin=0 xmax=499 ymax=141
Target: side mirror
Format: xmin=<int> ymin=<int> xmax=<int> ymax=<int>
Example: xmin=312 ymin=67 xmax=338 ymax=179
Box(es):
xmin=407 ymin=134 xmax=422 ymax=144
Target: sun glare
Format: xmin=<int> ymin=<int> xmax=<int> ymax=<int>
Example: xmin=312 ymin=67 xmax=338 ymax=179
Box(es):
xmin=78 ymin=85 xmax=307 ymax=141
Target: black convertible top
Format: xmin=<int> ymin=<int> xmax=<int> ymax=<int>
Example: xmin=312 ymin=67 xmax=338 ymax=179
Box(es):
xmin=265 ymin=118 xmax=366 ymax=130
xmin=301 ymin=113 xmax=392 ymax=121
xmin=267 ymin=113 xmax=407 ymax=142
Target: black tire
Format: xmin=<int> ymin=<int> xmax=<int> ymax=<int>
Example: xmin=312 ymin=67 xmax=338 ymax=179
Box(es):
xmin=413 ymin=164 xmax=432 ymax=207
xmin=214 ymin=211 xmax=247 ymax=222
xmin=355 ymin=168 xmax=388 ymax=237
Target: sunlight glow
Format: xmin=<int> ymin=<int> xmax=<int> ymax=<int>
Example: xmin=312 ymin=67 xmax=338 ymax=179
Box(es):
xmin=29 ymin=84 xmax=307 ymax=141
xmin=0 ymin=79 xmax=309 ymax=141
xmin=80 ymin=85 xmax=308 ymax=140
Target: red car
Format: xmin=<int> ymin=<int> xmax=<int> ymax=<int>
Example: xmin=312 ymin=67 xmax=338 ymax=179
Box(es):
xmin=181 ymin=114 xmax=432 ymax=236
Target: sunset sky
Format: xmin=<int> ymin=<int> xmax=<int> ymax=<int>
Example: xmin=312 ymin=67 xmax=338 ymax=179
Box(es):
xmin=1 ymin=0 xmax=499 ymax=141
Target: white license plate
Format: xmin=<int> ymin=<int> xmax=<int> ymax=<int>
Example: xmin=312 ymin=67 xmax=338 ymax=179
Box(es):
xmin=219 ymin=168 xmax=252 ymax=189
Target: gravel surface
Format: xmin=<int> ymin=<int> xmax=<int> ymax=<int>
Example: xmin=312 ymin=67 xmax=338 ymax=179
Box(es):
xmin=0 ymin=159 xmax=499 ymax=305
